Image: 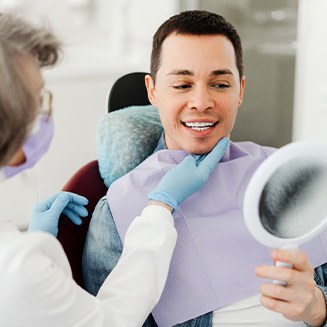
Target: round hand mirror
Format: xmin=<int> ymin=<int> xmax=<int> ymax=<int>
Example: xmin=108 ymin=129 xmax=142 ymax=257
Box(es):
xmin=244 ymin=141 xmax=327 ymax=250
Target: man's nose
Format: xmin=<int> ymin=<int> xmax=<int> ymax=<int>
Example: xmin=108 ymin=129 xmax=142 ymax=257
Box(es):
xmin=187 ymin=86 xmax=214 ymax=112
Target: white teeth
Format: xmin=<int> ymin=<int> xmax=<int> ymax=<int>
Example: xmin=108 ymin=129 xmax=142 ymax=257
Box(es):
xmin=185 ymin=122 xmax=214 ymax=127
xmin=184 ymin=122 xmax=215 ymax=131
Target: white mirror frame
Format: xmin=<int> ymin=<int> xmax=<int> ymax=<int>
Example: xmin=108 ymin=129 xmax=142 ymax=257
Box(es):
xmin=243 ymin=141 xmax=327 ymax=249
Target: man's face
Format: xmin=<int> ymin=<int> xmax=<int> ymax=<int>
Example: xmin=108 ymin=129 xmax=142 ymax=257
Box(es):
xmin=146 ymin=33 xmax=245 ymax=154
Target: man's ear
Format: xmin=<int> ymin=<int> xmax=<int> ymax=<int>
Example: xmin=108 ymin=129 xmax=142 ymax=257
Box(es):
xmin=145 ymin=74 xmax=158 ymax=107
xmin=238 ymin=76 xmax=246 ymax=107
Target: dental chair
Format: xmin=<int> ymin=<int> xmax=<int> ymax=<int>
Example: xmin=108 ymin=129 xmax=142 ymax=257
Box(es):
xmin=108 ymin=72 xmax=150 ymax=112
xmin=57 ymin=161 xmax=107 ymax=287
xmin=57 ymin=72 xmax=151 ymax=288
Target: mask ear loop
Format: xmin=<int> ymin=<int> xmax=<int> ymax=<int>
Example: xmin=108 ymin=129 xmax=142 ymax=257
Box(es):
xmin=47 ymin=90 xmax=53 ymax=118
xmin=29 ymin=115 xmax=42 ymax=134
xmin=40 ymin=89 xmax=53 ymax=122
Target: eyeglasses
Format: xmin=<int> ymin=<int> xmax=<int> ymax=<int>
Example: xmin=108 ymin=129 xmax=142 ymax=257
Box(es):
xmin=39 ymin=89 xmax=53 ymax=118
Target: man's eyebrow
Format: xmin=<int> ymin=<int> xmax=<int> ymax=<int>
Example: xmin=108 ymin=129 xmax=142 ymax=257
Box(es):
xmin=167 ymin=69 xmax=194 ymax=76
xmin=211 ymin=69 xmax=234 ymax=76
xmin=167 ymin=69 xmax=234 ymax=77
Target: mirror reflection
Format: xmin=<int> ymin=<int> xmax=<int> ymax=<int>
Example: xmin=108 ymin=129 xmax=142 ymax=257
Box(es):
xmin=259 ymin=156 xmax=327 ymax=238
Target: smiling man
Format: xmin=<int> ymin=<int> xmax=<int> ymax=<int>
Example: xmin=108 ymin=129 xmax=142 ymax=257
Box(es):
xmin=83 ymin=10 xmax=327 ymax=327
xmin=145 ymin=33 xmax=245 ymax=155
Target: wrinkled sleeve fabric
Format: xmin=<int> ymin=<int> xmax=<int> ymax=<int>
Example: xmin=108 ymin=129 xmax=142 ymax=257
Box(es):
xmin=1 ymin=231 xmax=105 ymax=327
xmin=2 ymin=202 xmax=176 ymax=327
xmin=97 ymin=204 xmax=177 ymax=326
xmin=82 ymin=197 xmax=177 ymax=325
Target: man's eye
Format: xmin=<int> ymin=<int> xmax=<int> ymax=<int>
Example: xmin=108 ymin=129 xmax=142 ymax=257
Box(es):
xmin=173 ymin=84 xmax=191 ymax=90
xmin=212 ymin=83 xmax=230 ymax=89
xmin=213 ymin=83 xmax=230 ymax=89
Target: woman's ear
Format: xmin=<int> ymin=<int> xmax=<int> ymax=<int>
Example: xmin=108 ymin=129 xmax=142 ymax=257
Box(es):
xmin=7 ymin=148 xmax=26 ymax=166
xmin=145 ymin=74 xmax=158 ymax=106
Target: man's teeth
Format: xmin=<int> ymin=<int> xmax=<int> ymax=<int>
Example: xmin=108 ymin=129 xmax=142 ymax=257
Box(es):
xmin=184 ymin=122 xmax=215 ymax=131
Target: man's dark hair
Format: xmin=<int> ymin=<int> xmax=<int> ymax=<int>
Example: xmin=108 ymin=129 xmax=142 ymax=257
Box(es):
xmin=150 ymin=10 xmax=243 ymax=83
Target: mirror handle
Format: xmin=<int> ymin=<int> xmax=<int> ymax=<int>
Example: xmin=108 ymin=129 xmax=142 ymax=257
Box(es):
xmin=273 ymin=261 xmax=293 ymax=285
xmin=272 ymin=243 xmax=298 ymax=285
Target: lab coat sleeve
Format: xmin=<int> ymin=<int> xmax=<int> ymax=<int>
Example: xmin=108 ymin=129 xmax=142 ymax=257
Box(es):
xmin=0 ymin=205 xmax=176 ymax=327
xmin=97 ymin=204 xmax=177 ymax=327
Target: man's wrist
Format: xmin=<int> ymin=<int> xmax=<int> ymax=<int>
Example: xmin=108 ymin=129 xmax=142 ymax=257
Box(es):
xmin=305 ymin=286 xmax=327 ymax=327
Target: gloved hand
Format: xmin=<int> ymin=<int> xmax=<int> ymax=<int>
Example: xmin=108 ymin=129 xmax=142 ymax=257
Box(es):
xmin=148 ymin=137 xmax=230 ymax=209
xmin=28 ymin=192 xmax=89 ymax=237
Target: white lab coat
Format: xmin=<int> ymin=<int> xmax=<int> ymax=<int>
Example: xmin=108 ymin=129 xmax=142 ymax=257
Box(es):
xmin=0 ymin=205 xmax=176 ymax=327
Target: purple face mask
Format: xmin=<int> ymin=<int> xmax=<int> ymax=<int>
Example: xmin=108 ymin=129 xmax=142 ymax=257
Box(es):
xmin=1 ymin=115 xmax=54 ymax=180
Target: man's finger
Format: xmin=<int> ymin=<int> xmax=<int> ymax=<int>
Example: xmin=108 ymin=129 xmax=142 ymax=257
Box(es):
xmin=271 ymin=249 xmax=312 ymax=272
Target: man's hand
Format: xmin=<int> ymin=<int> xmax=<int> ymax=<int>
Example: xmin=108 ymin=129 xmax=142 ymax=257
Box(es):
xmin=148 ymin=137 xmax=229 ymax=209
xmin=255 ymin=249 xmax=327 ymax=326
xmin=28 ymin=192 xmax=88 ymax=237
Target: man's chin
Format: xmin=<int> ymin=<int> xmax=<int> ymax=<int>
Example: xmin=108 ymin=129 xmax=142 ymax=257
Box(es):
xmin=166 ymin=136 xmax=224 ymax=155
xmin=185 ymin=145 xmax=215 ymax=155
xmin=189 ymin=135 xmax=231 ymax=155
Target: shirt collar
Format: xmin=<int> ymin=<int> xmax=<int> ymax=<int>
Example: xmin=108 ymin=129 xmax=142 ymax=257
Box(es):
xmin=153 ymin=132 xmax=167 ymax=153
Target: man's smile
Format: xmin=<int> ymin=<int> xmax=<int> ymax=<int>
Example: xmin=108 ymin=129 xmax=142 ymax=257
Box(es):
xmin=182 ymin=120 xmax=218 ymax=132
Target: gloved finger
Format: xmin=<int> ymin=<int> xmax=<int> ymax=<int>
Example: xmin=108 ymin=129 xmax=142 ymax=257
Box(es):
xmin=163 ymin=155 xmax=196 ymax=180
xmin=62 ymin=207 xmax=83 ymax=225
xmin=177 ymin=155 xmax=197 ymax=170
xmin=194 ymin=138 xmax=229 ymax=166
xmin=47 ymin=192 xmax=71 ymax=218
xmin=33 ymin=192 xmax=62 ymax=212
xmin=192 ymin=154 xmax=205 ymax=164
xmin=66 ymin=203 xmax=88 ymax=217
xmin=198 ymin=138 xmax=229 ymax=174
xmin=193 ymin=154 xmax=207 ymax=166
xmin=61 ymin=192 xmax=89 ymax=206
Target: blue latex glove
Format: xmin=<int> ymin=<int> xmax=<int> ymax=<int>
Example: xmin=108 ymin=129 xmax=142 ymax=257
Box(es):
xmin=28 ymin=192 xmax=89 ymax=237
xmin=148 ymin=137 xmax=230 ymax=209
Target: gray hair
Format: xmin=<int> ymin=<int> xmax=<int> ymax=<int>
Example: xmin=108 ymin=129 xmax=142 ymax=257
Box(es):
xmin=0 ymin=13 xmax=61 ymax=167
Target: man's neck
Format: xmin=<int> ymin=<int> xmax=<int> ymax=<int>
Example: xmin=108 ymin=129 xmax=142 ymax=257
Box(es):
xmin=153 ymin=132 xmax=167 ymax=153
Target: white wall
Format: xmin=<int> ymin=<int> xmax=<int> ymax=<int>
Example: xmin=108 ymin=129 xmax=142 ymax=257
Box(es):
xmin=292 ymin=0 xmax=327 ymax=143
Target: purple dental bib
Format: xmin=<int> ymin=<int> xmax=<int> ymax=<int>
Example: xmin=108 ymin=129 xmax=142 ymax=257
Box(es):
xmin=107 ymin=142 xmax=327 ymax=327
